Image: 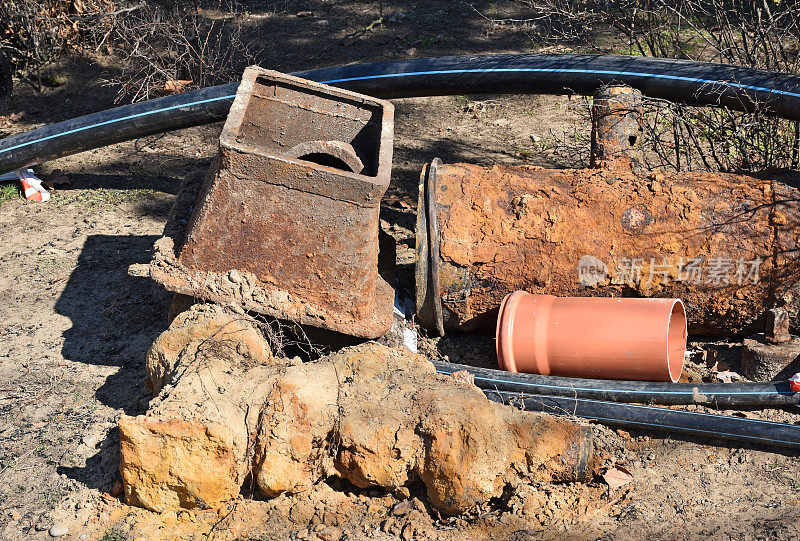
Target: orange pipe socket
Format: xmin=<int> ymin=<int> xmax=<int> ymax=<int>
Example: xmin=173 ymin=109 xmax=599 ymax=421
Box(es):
xmin=496 ymin=292 xmax=687 ymax=382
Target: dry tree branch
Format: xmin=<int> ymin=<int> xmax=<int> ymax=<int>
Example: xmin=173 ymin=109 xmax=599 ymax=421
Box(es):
xmin=504 ymin=0 xmax=800 ymax=172
xmin=85 ymin=1 xmax=256 ymax=103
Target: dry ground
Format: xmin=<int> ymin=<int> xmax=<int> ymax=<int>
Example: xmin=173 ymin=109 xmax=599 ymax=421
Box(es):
xmin=1 ymin=1 xmax=800 ymax=539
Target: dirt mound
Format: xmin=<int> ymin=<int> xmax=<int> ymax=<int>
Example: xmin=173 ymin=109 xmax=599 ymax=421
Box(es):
xmin=120 ymin=305 xmax=597 ymax=515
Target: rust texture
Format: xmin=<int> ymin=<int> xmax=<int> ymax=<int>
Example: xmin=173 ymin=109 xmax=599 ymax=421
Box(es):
xmin=283 ymin=140 xmax=364 ymax=174
xmin=765 ymin=307 xmax=791 ymax=343
xmin=416 ymin=162 xmax=800 ymax=336
xmin=742 ymin=334 xmax=800 ymax=381
xmin=590 ymin=85 xmax=643 ymax=170
xmin=149 ymin=67 xmax=395 ymax=338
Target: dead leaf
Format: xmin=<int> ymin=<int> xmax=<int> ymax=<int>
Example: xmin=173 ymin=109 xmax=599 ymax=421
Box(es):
xmin=163 ymin=79 xmax=193 ymax=93
xmin=9 ymin=111 xmax=25 ymax=122
xmin=449 ymin=370 xmax=475 ymax=386
xmin=127 ymin=263 xmax=150 ymax=278
xmin=43 ymin=175 xmax=71 ymax=190
xmin=391 ymin=499 xmax=413 ymax=516
xmin=714 ymin=370 xmax=741 ymax=383
xmin=603 ymin=465 xmax=633 ymax=491
xmin=384 ymin=194 xmax=414 ymax=209
xmin=710 ymin=360 xmax=731 ymax=373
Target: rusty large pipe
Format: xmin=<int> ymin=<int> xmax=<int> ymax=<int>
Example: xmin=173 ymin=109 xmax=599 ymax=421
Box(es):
xmin=415 ymin=160 xmax=800 ymax=336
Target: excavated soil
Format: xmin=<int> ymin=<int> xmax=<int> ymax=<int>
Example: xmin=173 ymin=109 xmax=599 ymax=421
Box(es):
xmin=122 ymin=308 xmax=598 ymax=517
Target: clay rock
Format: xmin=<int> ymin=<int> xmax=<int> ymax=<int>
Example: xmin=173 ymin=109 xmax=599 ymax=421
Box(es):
xmin=123 ymin=308 xmax=280 ymax=512
xmin=253 ymin=362 xmax=339 ymax=496
xmin=119 ymin=417 xmax=240 ymax=512
xmin=145 ymin=303 xmax=274 ymax=394
xmin=329 ymin=346 xmax=594 ymax=514
xmin=310 ymin=345 xmax=594 ymax=513
xmin=332 ymin=346 xmax=436 ymax=491
xmin=411 ymin=400 xmax=511 ymax=514
xmin=123 ymin=333 xmax=595 ymax=515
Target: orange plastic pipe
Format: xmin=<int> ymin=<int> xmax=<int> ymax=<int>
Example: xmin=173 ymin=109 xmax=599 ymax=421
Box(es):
xmin=496 ymin=292 xmax=687 ymax=383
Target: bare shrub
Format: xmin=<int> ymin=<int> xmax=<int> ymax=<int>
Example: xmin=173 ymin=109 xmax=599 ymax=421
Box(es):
xmin=639 ymin=97 xmax=800 ymax=172
xmin=100 ymin=1 xmax=256 ymax=103
xmin=0 ymin=1 xmax=254 ymax=101
xmin=0 ymin=0 xmax=123 ymax=91
xmin=487 ymin=0 xmax=800 ymax=172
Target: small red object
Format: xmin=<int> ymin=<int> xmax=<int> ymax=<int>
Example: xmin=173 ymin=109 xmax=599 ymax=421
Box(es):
xmin=789 ymin=373 xmax=800 ymax=393
xmin=17 ymin=168 xmax=50 ymax=202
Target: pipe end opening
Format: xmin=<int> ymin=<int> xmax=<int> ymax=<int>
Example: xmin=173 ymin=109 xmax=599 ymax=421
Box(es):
xmin=667 ymin=299 xmax=687 ymax=383
xmin=496 ymin=291 xmax=526 ymax=373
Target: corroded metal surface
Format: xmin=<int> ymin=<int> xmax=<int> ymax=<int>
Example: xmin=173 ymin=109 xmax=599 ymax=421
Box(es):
xmin=283 ymin=140 xmax=364 ymax=174
xmin=416 ymin=162 xmax=800 ymax=336
xmin=415 ymin=159 xmax=445 ymax=336
xmin=150 ymin=67 xmax=395 ymax=338
xmin=742 ymin=334 xmax=800 ymax=381
xmin=765 ymin=307 xmax=791 ymax=344
xmin=590 ymin=85 xmax=643 ymax=170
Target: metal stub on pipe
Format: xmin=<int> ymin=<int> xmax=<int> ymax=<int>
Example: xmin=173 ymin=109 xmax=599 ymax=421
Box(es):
xmin=742 ymin=320 xmax=800 ymax=381
xmin=149 ymin=67 xmax=396 ymax=339
xmin=741 ymin=336 xmax=800 ymax=381
xmin=765 ymin=307 xmax=792 ymax=344
xmin=590 ymin=85 xmax=643 ymax=170
xmin=495 ymin=292 xmax=687 ymax=382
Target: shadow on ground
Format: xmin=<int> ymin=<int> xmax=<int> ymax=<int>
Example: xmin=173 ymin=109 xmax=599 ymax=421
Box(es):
xmin=54 ymin=234 xmax=172 ymax=413
xmin=53 ymin=234 xmax=173 ymax=493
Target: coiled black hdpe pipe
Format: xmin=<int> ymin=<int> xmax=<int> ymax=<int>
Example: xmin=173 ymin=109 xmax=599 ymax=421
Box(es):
xmin=4 ymin=54 xmax=800 ymax=172
xmin=483 ymin=391 xmax=800 ymax=451
xmin=432 ymin=361 xmax=800 ymax=407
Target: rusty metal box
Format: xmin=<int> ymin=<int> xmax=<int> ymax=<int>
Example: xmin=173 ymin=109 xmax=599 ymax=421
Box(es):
xmin=150 ymin=66 xmax=395 ymax=338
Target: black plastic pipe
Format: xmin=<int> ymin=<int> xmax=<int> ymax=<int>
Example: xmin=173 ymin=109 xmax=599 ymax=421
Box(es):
xmin=4 ymin=54 xmax=800 ymax=173
xmin=484 ymin=390 xmax=800 ymax=451
xmin=432 ymin=361 xmax=799 ymax=407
